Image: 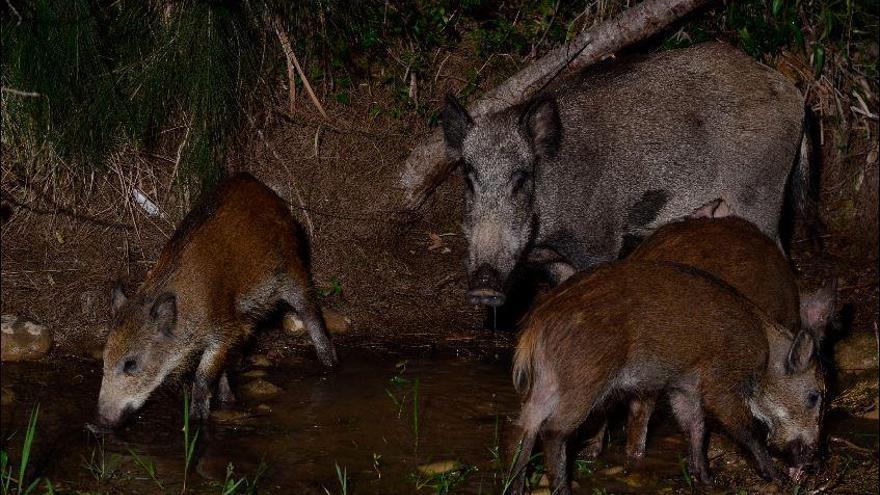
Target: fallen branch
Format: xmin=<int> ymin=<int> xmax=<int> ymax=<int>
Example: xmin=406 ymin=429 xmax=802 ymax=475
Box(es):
xmin=399 ymin=0 xmax=711 ymax=209
xmin=1 ymin=86 xmax=41 ymax=98
xmin=273 ymin=17 xmax=328 ymax=121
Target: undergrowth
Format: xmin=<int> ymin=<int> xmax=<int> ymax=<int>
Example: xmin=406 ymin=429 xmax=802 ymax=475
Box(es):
xmin=1 ymin=1 xmax=876 ymax=199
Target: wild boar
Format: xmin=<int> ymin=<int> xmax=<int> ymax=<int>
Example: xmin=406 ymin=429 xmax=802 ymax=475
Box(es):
xmin=584 ymin=214 xmax=835 ymax=461
xmin=98 ymin=173 xmax=337 ymax=427
xmin=510 ymin=261 xmax=833 ymax=495
xmin=440 ymin=42 xmax=811 ymax=307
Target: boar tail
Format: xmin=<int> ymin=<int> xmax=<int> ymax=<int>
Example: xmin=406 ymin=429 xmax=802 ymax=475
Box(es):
xmin=513 ymin=322 xmax=542 ymax=396
xmin=790 ymin=113 xmax=823 ymax=243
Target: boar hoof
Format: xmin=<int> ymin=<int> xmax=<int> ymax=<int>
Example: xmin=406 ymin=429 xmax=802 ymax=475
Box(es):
xmin=190 ymin=398 xmax=211 ymax=422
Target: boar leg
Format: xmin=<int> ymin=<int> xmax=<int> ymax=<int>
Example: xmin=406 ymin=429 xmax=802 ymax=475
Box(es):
xmin=581 ymin=421 xmax=607 ymax=458
xmin=509 ymin=430 xmax=537 ymax=495
xmin=280 ymin=277 xmax=338 ymax=367
xmin=714 ymin=400 xmax=787 ymax=483
xmin=217 ymin=372 xmax=235 ymax=404
xmin=625 ymin=395 xmax=657 ymax=461
xmin=191 ymin=343 xmax=231 ymax=421
xmin=540 ymin=429 xmax=571 ymax=495
xmin=669 ymin=390 xmax=711 ymax=484
xmin=731 ymin=425 xmax=787 ymax=483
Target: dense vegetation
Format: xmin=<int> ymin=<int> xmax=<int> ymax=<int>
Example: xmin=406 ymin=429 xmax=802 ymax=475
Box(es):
xmin=1 ymin=0 xmax=877 ymax=192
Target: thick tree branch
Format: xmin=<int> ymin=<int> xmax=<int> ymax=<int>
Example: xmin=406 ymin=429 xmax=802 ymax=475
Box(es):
xmin=400 ymin=0 xmax=711 ymax=210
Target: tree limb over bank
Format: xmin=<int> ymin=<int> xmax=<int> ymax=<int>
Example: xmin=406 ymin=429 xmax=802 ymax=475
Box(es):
xmin=399 ymin=0 xmax=711 ymax=210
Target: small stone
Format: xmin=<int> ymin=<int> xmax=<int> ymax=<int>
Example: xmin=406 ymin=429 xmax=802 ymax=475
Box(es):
xmin=248 ymin=354 xmax=272 ymax=367
xmin=283 ymin=310 xmax=351 ymax=334
xmin=210 ymin=409 xmax=254 ymax=424
xmin=1 ymin=315 xmax=52 ymax=362
xmin=599 ymin=465 xmax=625 ymax=476
xmin=255 ymin=404 xmax=273 ymax=414
xmin=242 ymin=369 xmax=268 ymax=378
xmin=323 ymin=309 xmax=351 ymax=334
xmin=536 ymin=474 xmax=549 ymax=487
xmin=1 ymin=387 xmax=14 ymax=406
xmin=239 ymin=379 xmax=282 ymax=399
xmin=417 ymin=460 xmax=462 ymax=476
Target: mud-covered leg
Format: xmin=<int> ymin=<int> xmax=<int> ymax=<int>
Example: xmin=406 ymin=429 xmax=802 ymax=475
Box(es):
xmin=733 ymin=426 xmax=787 ymax=483
xmin=581 ymin=421 xmax=607 ymax=459
xmin=625 ymin=396 xmax=657 ymax=461
xmin=509 ymin=430 xmax=537 ymax=495
xmin=714 ymin=398 xmax=787 ymax=483
xmin=281 ymin=277 xmax=338 ymax=367
xmin=541 ymin=429 xmax=571 ymax=495
xmin=191 ymin=343 xmax=230 ymax=421
xmin=669 ymin=390 xmax=711 ymax=484
xmin=217 ymin=371 xmax=235 ymax=405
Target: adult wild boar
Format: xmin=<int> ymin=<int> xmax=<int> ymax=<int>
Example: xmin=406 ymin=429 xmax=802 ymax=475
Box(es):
xmin=98 ymin=173 xmax=337 ymax=427
xmin=511 ymin=261 xmax=832 ymax=495
xmin=441 ymin=42 xmax=810 ymax=306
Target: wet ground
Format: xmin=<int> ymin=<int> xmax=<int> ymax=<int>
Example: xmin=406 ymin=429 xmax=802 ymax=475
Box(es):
xmin=1 ymin=350 xmax=877 ymax=494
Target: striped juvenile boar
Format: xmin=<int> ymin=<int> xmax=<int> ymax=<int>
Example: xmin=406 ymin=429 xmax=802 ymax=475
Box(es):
xmin=98 ymin=173 xmax=337 ymax=427
xmin=585 ymin=213 xmax=835 ymax=462
xmin=511 ymin=261 xmax=832 ymax=494
xmin=441 ymin=42 xmax=811 ymax=307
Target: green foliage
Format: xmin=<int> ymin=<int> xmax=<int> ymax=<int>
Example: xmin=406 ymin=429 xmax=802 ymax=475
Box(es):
xmin=1 ymin=404 xmax=42 ymax=495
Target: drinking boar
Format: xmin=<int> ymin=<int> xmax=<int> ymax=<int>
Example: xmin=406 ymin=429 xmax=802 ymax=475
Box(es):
xmin=98 ymin=173 xmax=337 ymax=427
xmin=584 ymin=212 xmax=835 ymax=461
xmin=441 ymin=42 xmax=812 ymax=306
xmin=510 ymin=261 xmax=832 ymax=495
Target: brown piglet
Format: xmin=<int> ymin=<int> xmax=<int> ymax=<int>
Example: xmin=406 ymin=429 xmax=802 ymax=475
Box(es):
xmin=511 ymin=260 xmax=833 ymax=495
xmin=584 ymin=214 xmax=835 ymax=463
xmin=98 ymin=173 xmax=337 ymax=427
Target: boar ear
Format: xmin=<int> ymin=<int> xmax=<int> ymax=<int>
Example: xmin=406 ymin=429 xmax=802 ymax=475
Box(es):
xmin=521 ymin=96 xmax=562 ymax=159
xmin=150 ymin=292 xmax=177 ymax=337
xmin=786 ymin=329 xmax=816 ymax=374
xmin=800 ymin=282 xmax=837 ymax=342
xmin=441 ymin=94 xmax=473 ymax=154
xmin=110 ymin=281 xmax=128 ymax=315
xmin=689 ymin=198 xmax=731 ymax=219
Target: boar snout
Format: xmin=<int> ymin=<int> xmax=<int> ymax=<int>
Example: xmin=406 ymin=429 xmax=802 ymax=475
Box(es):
xmin=468 ymin=264 xmax=506 ymax=307
xmin=786 ymin=438 xmax=818 ymax=483
xmin=96 ymin=400 xmax=133 ymax=429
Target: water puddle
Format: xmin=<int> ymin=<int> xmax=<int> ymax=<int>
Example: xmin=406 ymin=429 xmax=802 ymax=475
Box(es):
xmin=2 ymin=351 xmax=876 ymax=494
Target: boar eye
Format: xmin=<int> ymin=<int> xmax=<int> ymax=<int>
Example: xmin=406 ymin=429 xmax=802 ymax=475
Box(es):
xmin=122 ymin=358 xmax=139 ymax=376
xmin=806 ymin=391 xmax=821 ymax=408
xmin=511 ymin=171 xmax=530 ymax=194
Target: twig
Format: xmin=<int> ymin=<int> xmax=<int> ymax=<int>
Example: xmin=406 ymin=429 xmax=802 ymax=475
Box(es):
xmin=165 ymin=113 xmax=192 ymax=201
xmin=273 ymin=17 xmax=328 ymax=120
xmin=829 ymin=436 xmax=874 ymax=455
xmin=4 ymin=0 xmax=21 ymax=26
xmin=1 ymin=86 xmax=40 ymax=97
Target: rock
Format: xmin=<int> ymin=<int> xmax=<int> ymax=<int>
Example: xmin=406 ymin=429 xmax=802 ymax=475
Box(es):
xmin=835 ymin=332 xmax=879 ymax=373
xmin=241 ymin=369 xmax=267 ymax=378
xmin=239 ymin=379 xmax=282 ymax=399
xmin=210 ymin=408 xmax=254 ymax=424
xmin=323 ymin=309 xmax=351 ymax=334
xmin=255 ymin=404 xmax=273 ymax=414
xmin=248 ymin=354 xmax=272 ymax=367
xmin=599 ymin=465 xmax=625 ymax=476
xmin=1 ymin=387 xmax=14 ymax=406
xmin=1 ymin=315 xmax=52 ymax=362
xmin=283 ymin=309 xmax=351 ymax=334
xmin=417 ymin=460 xmax=462 ymax=476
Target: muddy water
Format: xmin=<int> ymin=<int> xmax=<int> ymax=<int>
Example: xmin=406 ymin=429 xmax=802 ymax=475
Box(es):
xmin=1 ymin=352 xmax=877 ymax=494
